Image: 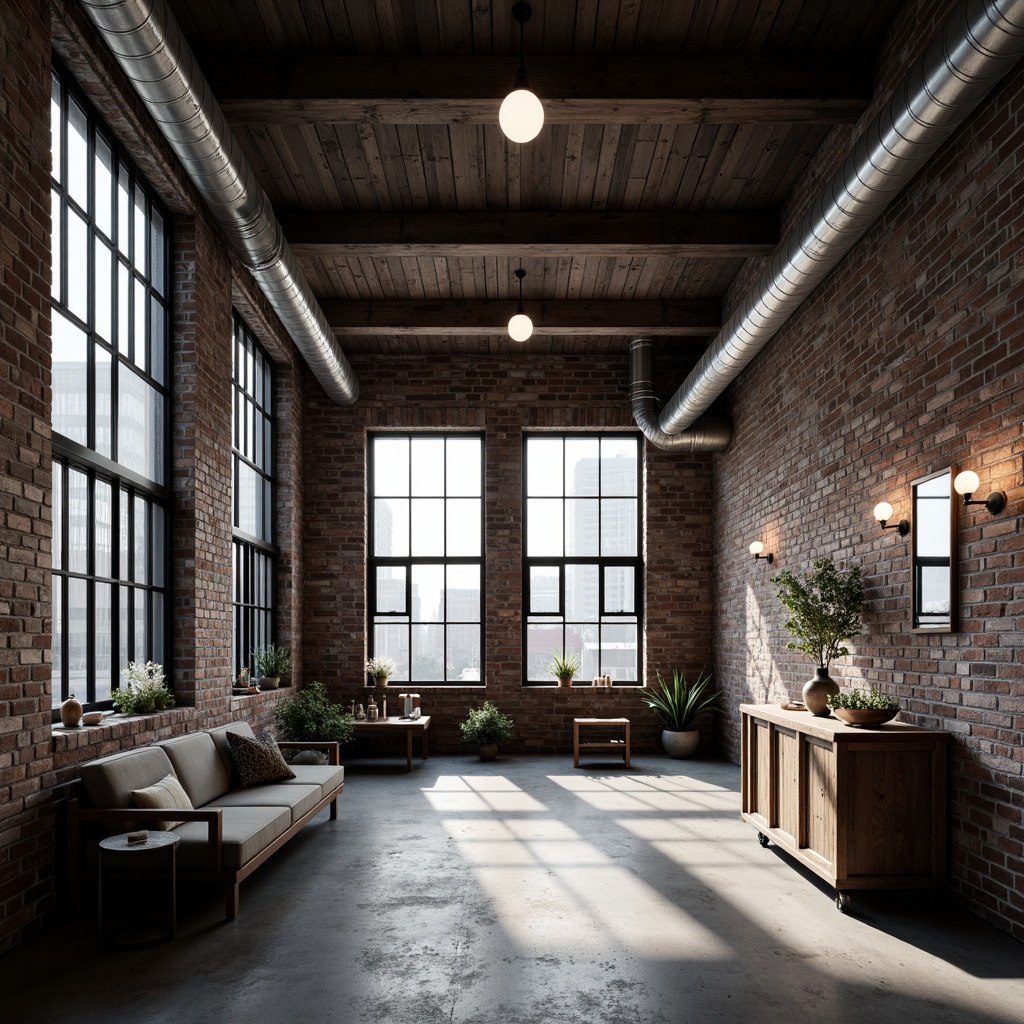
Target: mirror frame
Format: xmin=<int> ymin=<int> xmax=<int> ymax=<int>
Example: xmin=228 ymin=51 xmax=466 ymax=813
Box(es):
xmin=911 ymin=465 xmax=959 ymax=633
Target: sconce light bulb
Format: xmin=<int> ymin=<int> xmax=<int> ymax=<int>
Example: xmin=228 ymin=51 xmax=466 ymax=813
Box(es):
xmin=508 ymin=311 xmax=533 ymax=342
xmin=953 ymin=470 xmax=979 ymax=497
xmin=873 ymin=502 xmax=893 ymax=524
xmin=499 ymin=86 xmax=545 ymax=143
xmin=749 ymin=541 xmax=764 ymax=556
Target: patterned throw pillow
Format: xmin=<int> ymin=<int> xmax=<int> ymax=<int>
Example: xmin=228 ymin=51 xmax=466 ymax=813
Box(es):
xmin=131 ymin=772 xmax=193 ymax=831
xmin=227 ymin=729 xmax=296 ymax=787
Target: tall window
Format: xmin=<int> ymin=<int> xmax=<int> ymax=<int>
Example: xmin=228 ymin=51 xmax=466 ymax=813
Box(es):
xmin=523 ymin=435 xmax=641 ymax=685
xmin=231 ymin=315 xmax=275 ymax=676
xmin=50 ymin=63 xmax=170 ymax=709
xmin=369 ymin=434 xmax=483 ymax=684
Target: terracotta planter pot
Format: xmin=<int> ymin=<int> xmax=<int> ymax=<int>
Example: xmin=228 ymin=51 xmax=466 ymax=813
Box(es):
xmin=557 ymin=676 xmax=573 ymax=688
xmin=260 ymin=676 xmax=280 ymax=690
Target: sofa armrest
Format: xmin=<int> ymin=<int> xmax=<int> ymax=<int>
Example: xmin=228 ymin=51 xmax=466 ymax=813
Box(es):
xmin=276 ymin=740 xmax=341 ymax=765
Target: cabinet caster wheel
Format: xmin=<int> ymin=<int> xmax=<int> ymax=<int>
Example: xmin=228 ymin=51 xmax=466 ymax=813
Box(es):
xmin=757 ymin=832 xmax=769 ymax=848
xmin=836 ymin=893 xmax=851 ymax=914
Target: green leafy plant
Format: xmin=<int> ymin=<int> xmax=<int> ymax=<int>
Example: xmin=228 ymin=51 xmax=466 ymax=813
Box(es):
xmin=548 ymin=651 xmax=581 ymax=681
xmin=640 ymin=669 xmax=719 ymax=731
xmin=114 ymin=661 xmax=175 ymax=715
xmin=773 ymin=558 xmax=864 ymax=669
xmin=827 ymin=688 xmax=899 ymax=711
xmin=274 ymin=681 xmax=353 ymax=744
xmin=252 ymin=644 xmax=291 ymax=679
xmin=460 ymin=701 xmax=514 ymax=746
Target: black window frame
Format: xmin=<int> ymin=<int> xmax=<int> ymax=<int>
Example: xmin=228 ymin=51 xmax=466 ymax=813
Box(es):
xmin=522 ymin=433 xmax=643 ymax=686
xmin=368 ymin=432 xmax=485 ymax=686
xmin=49 ymin=58 xmax=171 ymax=715
xmin=231 ymin=313 xmax=276 ymax=678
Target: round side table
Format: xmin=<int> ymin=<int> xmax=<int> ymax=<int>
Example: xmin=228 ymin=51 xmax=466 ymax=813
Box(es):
xmin=98 ymin=831 xmax=180 ymax=948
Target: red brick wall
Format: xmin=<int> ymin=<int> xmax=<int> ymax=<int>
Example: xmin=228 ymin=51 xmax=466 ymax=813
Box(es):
xmin=300 ymin=352 xmax=715 ymax=757
xmin=711 ymin=31 xmax=1024 ymax=942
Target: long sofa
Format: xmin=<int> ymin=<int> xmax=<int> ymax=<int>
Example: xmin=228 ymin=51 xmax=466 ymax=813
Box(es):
xmin=68 ymin=720 xmax=344 ymax=919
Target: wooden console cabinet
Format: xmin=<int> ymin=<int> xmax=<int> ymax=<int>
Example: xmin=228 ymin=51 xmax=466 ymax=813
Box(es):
xmin=740 ymin=704 xmax=949 ymax=910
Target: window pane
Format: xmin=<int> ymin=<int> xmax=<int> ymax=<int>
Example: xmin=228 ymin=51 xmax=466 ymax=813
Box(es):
xmin=150 ymin=295 xmax=166 ymax=386
xmin=410 ymin=498 xmax=444 ymax=556
xmin=375 ymin=498 xmax=409 ymax=556
xmin=66 ymin=97 xmax=89 ymax=210
xmin=53 ymin=464 xmax=64 ymax=570
xmin=119 ymin=584 xmax=130 ymax=670
xmin=917 ymin=499 xmax=949 ymax=558
xmin=601 ymin=622 xmax=638 ymax=681
xmin=446 ymin=437 xmax=481 ymax=496
xmin=601 ymin=437 xmax=638 ymax=495
xmin=565 ymin=438 xmax=599 ymax=496
xmin=133 ymin=495 xmax=149 ymax=585
xmin=527 ymin=498 xmax=563 ymax=556
xmin=237 ymin=461 xmax=258 ymax=535
xmin=66 ymin=209 xmax=89 ymax=322
xmin=94 ymin=581 xmax=112 ymax=702
xmin=565 ymin=564 xmax=599 ymax=621
xmin=95 ymin=344 xmax=112 ymax=459
xmin=447 ymin=624 xmax=480 ymax=682
xmin=446 ymin=564 xmax=480 ymax=621
xmin=119 ymin=491 xmax=130 ymax=580
xmin=374 ymin=438 xmax=408 ymax=496
xmin=604 ymin=566 xmax=635 ymax=613
xmin=529 ymin=565 xmax=559 ymax=613
xmin=373 ymin=620 xmax=409 ymax=682
xmin=94 ymin=133 xmax=113 ymax=238
xmin=411 ymin=564 xmax=444 ymax=622
xmin=411 ymin=438 xmax=444 ymax=495
xmin=94 ymin=237 xmax=112 ymax=343
xmin=94 ymin=479 xmax=112 ymax=578
xmin=376 ymin=566 xmax=406 ymax=613
xmin=133 ymin=186 xmax=147 ymax=273
xmin=52 ymin=577 xmax=63 ymax=708
xmin=118 ymin=262 xmax=130 ymax=355
xmin=51 ymin=191 xmax=61 ymax=300
xmin=569 ymin=622 xmax=597 ymax=680
xmin=68 ymin=468 xmax=88 ymax=574
xmin=412 ymin=624 xmax=444 ymax=681
xmin=601 ymin=499 xmax=637 ymax=556
xmin=151 ymin=504 xmax=165 ymax=588
xmin=117 ymin=367 xmax=163 ymax=482
xmin=68 ymin=577 xmax=88 ymax=702
xmin=565 ymin=498 xmax=599 ymax=555
xmin=446 ymin=498 xmax=481 ymax=556
xmin=134 ymin=587 xmax=148 ymax=659
xmin=151 ymin=208 xmax=166 ymax=297
xmin=918 ymin=566 xmax=951 ymax=619
xmin=151 ymin=591 xmax=165 ymax=666
xmin=526 ymin=623 xmax=563 ymax=681
xmin=117 ymin=165 xmax=130 ymax=257
xmin=51 ymin=73 xmax=62 ymax=185
xmin=527 ymin=438 xmax=563 ymax=496
xmin=134 ymin=277 xmax=146 ymax=369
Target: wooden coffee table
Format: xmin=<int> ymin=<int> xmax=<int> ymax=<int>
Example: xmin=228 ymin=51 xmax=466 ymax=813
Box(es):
xmin=351 ymin=716 xmax=431 ymax=772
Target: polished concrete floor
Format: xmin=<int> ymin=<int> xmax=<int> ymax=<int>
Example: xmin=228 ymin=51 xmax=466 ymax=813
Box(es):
xmin=3 ymin=753 xmax=1023 ymax=1024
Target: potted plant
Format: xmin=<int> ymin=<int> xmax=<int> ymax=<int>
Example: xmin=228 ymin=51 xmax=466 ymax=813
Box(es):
xmin=459 ymin=700 xmax=514 ymax=761
xmin=773 ymin=557 xmax=864 ymax=716
xmin=274 ymin=681 xmax=354 ymax=763
xmin=366 ymin=655 xmax=397 ymax=689
xmin=548 ymin=651 xmax=580 ymax=688
xmin=252 ymin=643 xmax=291 ymax=689
xmin=827 ymin=688 xmax=900 ymax=727
xmin=640 ymin=668 xmax=719 ymax=758
xmin=113 ymin=661 xmax=176 ymax=715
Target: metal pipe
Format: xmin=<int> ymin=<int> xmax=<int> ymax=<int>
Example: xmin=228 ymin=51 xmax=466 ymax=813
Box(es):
xmin=651 ymin=0 xmax=1024 ymax=440
xmin=78 ymin=0 xmax=359 ymax=405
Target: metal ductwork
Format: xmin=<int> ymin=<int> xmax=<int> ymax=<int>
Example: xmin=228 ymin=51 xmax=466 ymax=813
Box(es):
xmin=629 ymin=339 xmax=733 ymax=452
xmin=79 ymin=0 xmax=359 ymax=406
xmin=640 ymin=0 xmax=1024 ymax=447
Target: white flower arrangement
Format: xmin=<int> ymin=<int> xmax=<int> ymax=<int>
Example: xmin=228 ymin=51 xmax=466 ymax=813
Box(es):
xmin=366 ymin=655 xmax=397 ymax=679
xmin=113 ymin=660 xmax=175 ymax=714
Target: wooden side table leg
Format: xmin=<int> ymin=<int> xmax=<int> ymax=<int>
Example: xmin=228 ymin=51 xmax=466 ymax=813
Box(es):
xmin=624 ymin=722 xmax=631 ymax=768
xmin=573 ymin=721 xmax=581 ymax=768
xmin=406 ymin=730 xmax=413 ymax=773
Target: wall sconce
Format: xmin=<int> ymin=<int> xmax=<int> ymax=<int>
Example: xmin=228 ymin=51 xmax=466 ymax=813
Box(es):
xmin=508 ymin=265 xmax=533 ymax=341
xmin=498 ymin=3 xmax=544 ymax=143
xmin=873 ymin=501 xmax=910 ymax=536
xmin=749 ymin=541 xmax=773 ymax=565
xmin=953 ymin=470 xmax=1006 ymax=515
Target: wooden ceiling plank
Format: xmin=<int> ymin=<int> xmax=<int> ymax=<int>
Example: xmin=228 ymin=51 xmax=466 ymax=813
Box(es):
xmin=320 ymin=297 xmax=721 ymax=334
xmin=637 ymin=123 xmax=681 ymax=210
xmin=396 ymin=125 xmax=431 ymax=208
xmin=450 ymin=124 xmax=487 ymax=210
xmin=590 ymin=124 xmax=623 ymax=212
xmin=560 ymin=122 xmax=587 ymax=211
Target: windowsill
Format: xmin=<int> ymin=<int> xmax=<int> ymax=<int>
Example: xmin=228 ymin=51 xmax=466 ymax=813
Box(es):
xmin=51 ymin=706 xmax=198 ymax=756
xmin=229 ymin=685 xmax=295 ymax=712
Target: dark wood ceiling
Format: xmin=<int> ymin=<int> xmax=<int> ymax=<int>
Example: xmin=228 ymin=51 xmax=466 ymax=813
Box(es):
xmin=166 ymin=0 xmax=905 ymax=356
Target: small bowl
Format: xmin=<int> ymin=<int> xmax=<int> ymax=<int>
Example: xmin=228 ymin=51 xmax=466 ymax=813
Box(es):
xmin=832 ymin=707 xmax=899 ymax=728
xmin=81 ymin=711 xmax=105 ymax=725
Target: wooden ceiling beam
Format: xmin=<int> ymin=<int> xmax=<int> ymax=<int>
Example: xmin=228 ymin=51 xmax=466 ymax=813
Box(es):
xmin=207 ymin=56 xmax=871 ymax=125
xmin=283 ymin=210 xmax=779 ymax=258
xmin=319 ymin=299 xmax=720 ymax=336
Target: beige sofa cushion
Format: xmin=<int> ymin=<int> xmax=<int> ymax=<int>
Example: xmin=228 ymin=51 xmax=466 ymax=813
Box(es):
xmin=158 ymin=732 xmax=231 ymax=807
xmin=80 ymin=747 xmax=177 ymax=835
xmin=206 ymin=784 xmax=322 ymax=825
xmin=131 ymin=772 xmax=193 ymax=831
xmin=285 ymin=764 xmax=345 ymax=798
xmin=173 ymin=805 xmax=291 ymax=871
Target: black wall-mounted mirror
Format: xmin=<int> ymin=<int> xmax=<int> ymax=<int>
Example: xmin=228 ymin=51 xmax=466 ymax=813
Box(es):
xmin=911 ymin=466 xmax=958 ymax=632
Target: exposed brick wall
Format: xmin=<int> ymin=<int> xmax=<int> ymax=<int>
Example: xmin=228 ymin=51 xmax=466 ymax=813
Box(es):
xmin=300 ymin=352 xmax=716 ymax=758
xmin=711 ymin=48 xmax=1024 ymax=942
xmin=0 ymin=0 xmax=56 ymax=956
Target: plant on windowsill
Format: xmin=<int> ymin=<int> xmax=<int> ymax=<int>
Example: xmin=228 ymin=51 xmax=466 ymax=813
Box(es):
xmin=252 ymin=644 xmax=291 ymax=690
xmin=460 ymin=700 xmax=514 ymax=761
xmin=366 ymin=655 xmax=397 ymax=689
xmin=640 ymin=668 xmax=719 ymax=758
xmin=772 ymin=557 xmax=864 ymax=717
xmin=112 ymin=661 xmax=176 ymax=716
xmin=274 ymin=681 xmax=354 ymax=764
xmin=548 ymin=651 xmax=581 ymax=688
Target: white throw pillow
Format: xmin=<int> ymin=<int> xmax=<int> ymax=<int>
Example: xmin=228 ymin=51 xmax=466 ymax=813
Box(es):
xmin=131 ymin=772 xmax=193 ymax=831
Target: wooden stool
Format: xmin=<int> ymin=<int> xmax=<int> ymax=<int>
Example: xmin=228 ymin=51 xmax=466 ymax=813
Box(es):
xmin=573 ymin=718 xmax=631 ymax=768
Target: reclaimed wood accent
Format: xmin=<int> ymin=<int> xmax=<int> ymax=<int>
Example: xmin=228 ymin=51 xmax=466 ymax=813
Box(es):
xmin=281 ymin=209 xmax=779 ymax=258
xmin=740 ymin=704 xmax=949 ymax=894
xmin=573 ymin=718 xmax=631 ymax=769
xmin=320 ymin=298 xmax=720 ymax=335
xmin=210 ymin=56 xmax=871 ymax=125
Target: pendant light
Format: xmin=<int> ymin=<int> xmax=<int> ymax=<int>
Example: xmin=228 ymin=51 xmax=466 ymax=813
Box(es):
xmin=499 ymin=2 xmax=544 ymax=144
xmin=508 ymin=265 xmax=533 ymax=342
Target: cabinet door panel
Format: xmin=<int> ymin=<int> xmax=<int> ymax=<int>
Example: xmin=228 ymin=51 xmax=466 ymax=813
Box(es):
xmin=804 ymin=738 xmax=837 ymax=866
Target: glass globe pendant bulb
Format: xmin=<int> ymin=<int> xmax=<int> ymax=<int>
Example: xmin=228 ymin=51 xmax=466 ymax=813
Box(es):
xmin=508 ymin=311 xmax=533 ymax=342
xmin=873 ymin=502 xmax=894 ymax=523
xmin=953 ymin=470 xmax=979 ymax=496
xmin=748 ymin=541 xmax=764 ymax=556
xmin=499 ymin=85 xmax=544 ymax=143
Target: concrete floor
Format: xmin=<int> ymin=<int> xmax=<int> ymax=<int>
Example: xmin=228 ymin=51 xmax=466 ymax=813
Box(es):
xmin=3 ymin=754 xmax=1022 ymax=1024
